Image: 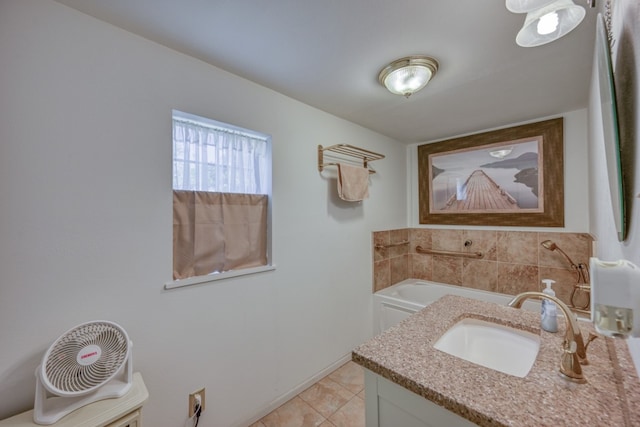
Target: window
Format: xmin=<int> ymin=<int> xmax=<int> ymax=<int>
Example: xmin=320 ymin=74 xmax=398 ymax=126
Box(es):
xmin=170 ymin=111 xmax=272 ymax=285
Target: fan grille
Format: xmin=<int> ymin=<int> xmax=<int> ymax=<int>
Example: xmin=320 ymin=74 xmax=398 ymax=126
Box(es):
xmin=43 ymin=321 xmax=129 ymax=394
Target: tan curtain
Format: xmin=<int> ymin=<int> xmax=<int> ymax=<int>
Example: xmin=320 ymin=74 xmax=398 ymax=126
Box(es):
xmin=173 ymin=190 xmax=268 ymax=280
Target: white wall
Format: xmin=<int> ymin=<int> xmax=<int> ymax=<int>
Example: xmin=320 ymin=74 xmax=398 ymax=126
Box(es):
xmin=0 ymin=1 xmax=407 ymax=426
xmin=408 ymin=109 xmax=590 ymax=231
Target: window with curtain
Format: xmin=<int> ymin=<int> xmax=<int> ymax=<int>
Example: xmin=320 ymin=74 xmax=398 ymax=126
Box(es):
xmin=172 ymin=110 xmax=271 ymax=281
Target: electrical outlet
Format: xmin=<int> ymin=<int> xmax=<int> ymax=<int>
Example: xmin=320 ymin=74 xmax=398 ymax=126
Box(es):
xmin=188 ymin=388 xmax=205 ymax=418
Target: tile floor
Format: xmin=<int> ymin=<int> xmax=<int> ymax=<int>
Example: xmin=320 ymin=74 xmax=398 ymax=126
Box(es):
xmin=249 ymin=361 xmax=365 ymax=427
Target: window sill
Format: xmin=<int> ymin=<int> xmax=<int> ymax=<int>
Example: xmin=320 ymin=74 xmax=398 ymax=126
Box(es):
xmin=164 ymin=265 xmax=276 ymax=290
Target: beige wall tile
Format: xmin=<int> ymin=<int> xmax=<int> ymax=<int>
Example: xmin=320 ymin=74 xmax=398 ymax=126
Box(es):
xmin=390 ymin=255 xmax=409 ymax=285
xmin=373 ymin=228 xmax=595 ymax=316
xmin=496 ymin=231 xmax=538 ymax=264
xmin=432 ymin=229 xmax=463 ymax=251
xmin=372 ymin=231 xmax=390 ymax=262
xmin=538 ymin=266 xmax=589 ymax=308
xmin=389 ymin=229 xmax=409 ymax=258
xmin=410 ymin=253 xmax=432 ymax=281
xmin=410 ymin=228 xmax=431 ymax=253
xmin=538 ymin=232 xmax=593 ymax=269
xmin=373 ymin=259 xmax=390 ymax=292
xmin=462 ymin=259 xmax=498 ymax=292
xmin=463 ymin=229 xmax=497 ymax=261
xmin=497 ymin=263 xmax=539 ymax=295
xmin=432 ymin=255 xmax=463 ymax=285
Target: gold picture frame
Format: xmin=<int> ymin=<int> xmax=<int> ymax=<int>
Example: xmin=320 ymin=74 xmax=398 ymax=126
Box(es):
xmin=418 ymin=118 xmax=564 ymax=227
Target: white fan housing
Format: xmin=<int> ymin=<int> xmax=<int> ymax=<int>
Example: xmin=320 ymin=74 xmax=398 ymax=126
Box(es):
xmin=33 ymin=320 xmax=133 ymax=425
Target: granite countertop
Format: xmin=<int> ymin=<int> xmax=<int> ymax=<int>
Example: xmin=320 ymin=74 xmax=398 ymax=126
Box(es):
xmin=352 ymin=295 xmax=640 ymax=427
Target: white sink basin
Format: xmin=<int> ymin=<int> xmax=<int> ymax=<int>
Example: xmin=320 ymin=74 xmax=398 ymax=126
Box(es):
xmin=433 ymin=318 xmax=540 ymax=377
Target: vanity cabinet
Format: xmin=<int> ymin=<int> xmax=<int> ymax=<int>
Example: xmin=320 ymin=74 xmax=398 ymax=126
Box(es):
xmin=364 ymin=370 xmax=475 ymax=427
xmin=105 ymin=410 xmax=140 ymax=427
xmin=0 ymin=373 xmax=147 ymax=427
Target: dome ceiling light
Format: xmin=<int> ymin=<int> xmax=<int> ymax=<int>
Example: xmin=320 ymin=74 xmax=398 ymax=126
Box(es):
xmin=506 ymin=0 xmax=594 ymax=47
xmin=378 ymin=56 xmax=439 ymax=98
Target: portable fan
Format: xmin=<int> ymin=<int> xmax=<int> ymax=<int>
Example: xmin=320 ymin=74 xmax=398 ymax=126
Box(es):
xmin=33 ymin=320 xmax=133 ymax=425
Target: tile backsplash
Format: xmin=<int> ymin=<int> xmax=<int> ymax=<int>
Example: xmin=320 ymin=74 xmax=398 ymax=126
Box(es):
xmin=373 ymin=228 xmax=594 ymax=308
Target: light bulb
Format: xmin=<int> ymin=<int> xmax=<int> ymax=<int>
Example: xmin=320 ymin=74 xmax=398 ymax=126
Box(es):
xmin=537 ymin=11 xmax=559 ymax=35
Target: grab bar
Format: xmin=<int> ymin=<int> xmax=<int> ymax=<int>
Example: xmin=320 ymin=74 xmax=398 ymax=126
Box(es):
xmin=415 ymin=245 xmax=483 ymax=259
xmin=374 ymin=240 xmax=410 ymax=250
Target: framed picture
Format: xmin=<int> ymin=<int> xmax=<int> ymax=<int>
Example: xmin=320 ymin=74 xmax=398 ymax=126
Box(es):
xmin=418 ymin=118 xmax=564 ymax=226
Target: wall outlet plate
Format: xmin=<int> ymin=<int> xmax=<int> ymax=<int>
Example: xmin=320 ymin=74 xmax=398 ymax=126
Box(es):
xmin=188 ymin=387 xmax=205 ymax=418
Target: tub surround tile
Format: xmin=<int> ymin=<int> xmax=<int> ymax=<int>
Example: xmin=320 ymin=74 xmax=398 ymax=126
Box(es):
xmin=463 ymin=229 xmax=497 ymax=261
xmin=462 ymin=259 xmax=497 ymax=292
xmin=432 ymin=229 xmax=463 ymax=251
xmin=409 ymin=253 xmax=432 ymax=281
xmin=372 ymin=229 xmax=594 ymax=301
xmin=353 ymin=295 xmax=640 ymax=427
xmin=388 ymin=228 xmax=410 ymax=258
xmin=538 ymin=266 xmax=588 ymax=308
xmin=496 ymin=263 xmax=539 ymax=295
xmin=372 ymin=231 xmax=390 ymax=262
xmin=389 ymin=254 xmax=409 ymax=285
xmin=432 ymin=255 xmax=463 ymax=286
xmin=538 ymin=232 xmax=592 ymax=269
xmin=410 ymin=228 xmax=431 ymax=250
xmin=496 ymin=231 xmax=538 ymax=264
xmin=373 ymin=259 xmax=390 ymax=293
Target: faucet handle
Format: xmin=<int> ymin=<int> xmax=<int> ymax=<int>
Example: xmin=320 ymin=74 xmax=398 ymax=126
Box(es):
xmin=585 ymin=332 xmax=598 ymax=350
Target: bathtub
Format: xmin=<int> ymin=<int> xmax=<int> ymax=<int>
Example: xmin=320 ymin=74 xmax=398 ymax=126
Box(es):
xmin=374 ymin=279 xmax=541 ymax=334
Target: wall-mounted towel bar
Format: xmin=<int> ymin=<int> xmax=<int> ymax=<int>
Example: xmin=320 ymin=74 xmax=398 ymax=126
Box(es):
xmin=415 ymin=245 xmax=484 ymax=259
xmin=318 ymin=144 xmax=385 ymax=173
xmin=375 ymin=240 xmax=410 ymax=250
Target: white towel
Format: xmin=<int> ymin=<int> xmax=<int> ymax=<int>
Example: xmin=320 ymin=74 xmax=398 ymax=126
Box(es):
xmin=337 ymin=163 xmax=370 ymax=201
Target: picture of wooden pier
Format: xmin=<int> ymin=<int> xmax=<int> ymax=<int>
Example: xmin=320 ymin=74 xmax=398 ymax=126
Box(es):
xmin=428 ymin=139 xmax=542 ymax=213
xmin=418 ymin=118 xmax=564 ymax=227
xmin=442 ymin=169 xmax=519 ymax=211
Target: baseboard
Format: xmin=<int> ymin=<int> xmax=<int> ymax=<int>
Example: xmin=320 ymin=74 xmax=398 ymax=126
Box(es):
xmin=236 ymin=353 xmax=352 ymax=427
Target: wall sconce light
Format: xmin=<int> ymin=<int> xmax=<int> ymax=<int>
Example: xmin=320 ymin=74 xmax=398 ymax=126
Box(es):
xmin=378 ymin=56 xmax=439 ymax=98
xmin=506 ymin=0 xmax=593 ymax=47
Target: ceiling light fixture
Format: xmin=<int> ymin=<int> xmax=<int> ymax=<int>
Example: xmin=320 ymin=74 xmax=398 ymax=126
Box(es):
xmin=506 ymin=0 xmax=591 ymax=47
xmin=378 ymin=56 xmax=439 ymax=98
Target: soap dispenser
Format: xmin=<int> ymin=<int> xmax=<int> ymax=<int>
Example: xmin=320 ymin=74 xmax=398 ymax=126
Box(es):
xmin=541 ymin=279 xmax=558 ymax=333
xmin=590 ymin=258 xmax=640 ymax=337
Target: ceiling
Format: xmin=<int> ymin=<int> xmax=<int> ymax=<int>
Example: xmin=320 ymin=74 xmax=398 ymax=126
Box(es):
xmin=54 ymin=0 xmax=598 ymax=143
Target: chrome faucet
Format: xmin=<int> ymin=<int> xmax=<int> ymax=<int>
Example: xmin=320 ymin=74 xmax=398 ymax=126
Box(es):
xmin=508 ymin=291 xmax=597 ymax=384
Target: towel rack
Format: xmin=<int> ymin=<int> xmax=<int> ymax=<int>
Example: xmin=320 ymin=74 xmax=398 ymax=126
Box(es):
xmin=318 ymin=144 xmax=385 ymax=173
xmin=415 ymin=245 xmax=484 ymax=259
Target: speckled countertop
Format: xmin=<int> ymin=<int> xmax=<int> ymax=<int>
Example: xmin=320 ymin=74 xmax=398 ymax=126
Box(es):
xmin=352 ymin=295 xmax=640 ymax=427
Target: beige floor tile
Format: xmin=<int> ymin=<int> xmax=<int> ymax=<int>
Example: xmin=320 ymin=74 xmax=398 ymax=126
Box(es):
xmin=319 ymin=421 xmax=335 ymax=427
xmin=248 ymin=421 xmax=267 ymax=427
xmin=327 ymin=361 xmax=365 ymax=394
xmin=259 ymin=396 xmax=326 ymax=427
xmin=327 ymin=396 xmax=365 ymax=427
xmin=299 ymin=377 xmax=354 ymax=418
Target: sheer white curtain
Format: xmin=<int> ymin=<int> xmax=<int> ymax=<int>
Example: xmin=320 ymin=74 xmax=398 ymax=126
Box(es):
xmin=173 ymin=118 xmax=268 ymax=194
